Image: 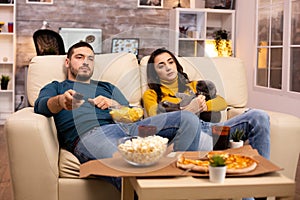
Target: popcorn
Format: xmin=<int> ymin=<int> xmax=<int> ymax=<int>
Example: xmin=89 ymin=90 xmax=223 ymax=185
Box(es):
xmin=118 ymin=135 xmax=168 ymax=166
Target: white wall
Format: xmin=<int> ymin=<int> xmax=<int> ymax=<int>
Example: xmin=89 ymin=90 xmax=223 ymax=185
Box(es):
xmin=235 ymin=0 xmax=300 ymax=118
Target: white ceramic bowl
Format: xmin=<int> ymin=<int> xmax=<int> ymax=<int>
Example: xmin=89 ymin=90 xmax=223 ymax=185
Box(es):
xmin=118 ymin=135 xmax=168 ymax=166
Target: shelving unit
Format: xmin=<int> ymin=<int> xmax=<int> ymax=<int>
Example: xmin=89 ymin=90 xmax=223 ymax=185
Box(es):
xmin=0 ymin=1 xmax=16 ymax=125
xmin=169 ymin=8 xmax=235 ymax=57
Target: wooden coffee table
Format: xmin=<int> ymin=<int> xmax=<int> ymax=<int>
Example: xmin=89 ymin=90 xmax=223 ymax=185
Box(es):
xmin=121 ymin=172 xmax=295 ymax=200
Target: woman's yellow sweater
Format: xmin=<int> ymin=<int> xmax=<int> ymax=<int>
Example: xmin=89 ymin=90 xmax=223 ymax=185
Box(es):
xmin=143 ymin=80 xmax=227 ymax=117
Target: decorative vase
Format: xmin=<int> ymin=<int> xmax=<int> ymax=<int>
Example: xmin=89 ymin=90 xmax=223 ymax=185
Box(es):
xmin=209 ymin=165 xmax=227 ymax=183
xmin=229 ymin=139 xmax=244 ymax=149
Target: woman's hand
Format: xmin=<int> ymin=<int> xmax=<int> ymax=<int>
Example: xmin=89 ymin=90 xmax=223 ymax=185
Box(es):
xmin=181 ymin=95 xmax=207 ymax=114
xmin=88 ymin=95 xmax=120 ymax=110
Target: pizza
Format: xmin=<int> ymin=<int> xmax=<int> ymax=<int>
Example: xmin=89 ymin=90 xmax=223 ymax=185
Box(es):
xmin=176 ymin=152 xmax=258 ymax=174
xmin=177 ymin=156 xmax=210 ymax=173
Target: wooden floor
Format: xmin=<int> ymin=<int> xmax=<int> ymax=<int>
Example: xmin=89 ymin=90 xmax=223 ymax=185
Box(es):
xmin=0 ymin=124 xmax=299 ymax=200
xmin=0 ymin=125 xmax=14 ymax=200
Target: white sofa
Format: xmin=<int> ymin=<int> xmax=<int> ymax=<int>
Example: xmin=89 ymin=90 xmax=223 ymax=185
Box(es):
xmin=5 ymin=52 xmax=300 ymax=200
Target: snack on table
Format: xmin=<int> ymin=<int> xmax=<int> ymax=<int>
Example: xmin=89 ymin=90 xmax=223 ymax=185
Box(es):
xmin=110 ymin=106 xmax=143 ymax=123
xmin=118 ymin=135 xmax=168 ymax=166
xmin=177 ymin=156 xmax=210 ymax=173
xmin=176 ymin=151 xmax=258 ymax=174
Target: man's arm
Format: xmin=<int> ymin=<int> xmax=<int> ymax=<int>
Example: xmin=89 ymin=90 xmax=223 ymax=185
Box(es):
xmin=34 ymin=82 xmax=84 ymax=116
xmin=88 ymin=95 xmax=120 ymax=110
xmin=47 ymin=95 xmax=63 ymax=114
xmin=47 ymin=90 xmax=84 ymax=113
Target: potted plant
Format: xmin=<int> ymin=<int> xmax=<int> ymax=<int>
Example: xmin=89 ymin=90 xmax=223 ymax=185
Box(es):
xmin=213 ymin=29 xmax=232 ymax=57
xmin=1 ymin=75 xmax=10 ymax=90
xmin=229 ymin=128 xmax=245 ymax=149
xmin=208 ymin=154 xmax=227 ymax=183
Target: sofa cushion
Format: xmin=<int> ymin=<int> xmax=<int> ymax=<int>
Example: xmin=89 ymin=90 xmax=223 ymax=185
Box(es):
xmin=27 ymin=52 xmax=141 ymax=107
xmin=27 ymin=55 xmax=66 ymax=106
xmin=59 ymin=149 xmax=80 ymax=178
xmin=92 ymin=52 xmax=141 ymax=106
xmin=211 ymin=57 xmax=248 ymax=107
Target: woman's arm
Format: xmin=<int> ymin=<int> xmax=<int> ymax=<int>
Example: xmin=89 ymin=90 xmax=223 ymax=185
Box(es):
xmin=206 ymin=95 xmax=227 ymax=111
xmin=190 ymin=80 xmax=227 ymax=112
xmin=142 ymin=89 xmax=159 ymax=117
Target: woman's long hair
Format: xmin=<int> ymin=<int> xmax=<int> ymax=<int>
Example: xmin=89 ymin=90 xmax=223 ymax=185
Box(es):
xmin=146 ymin=48 xmax=190 ymax=102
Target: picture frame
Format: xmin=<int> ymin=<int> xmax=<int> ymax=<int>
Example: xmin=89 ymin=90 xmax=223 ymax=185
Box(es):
xmin=205 ymin=0 xmax=234 ymax=9
xmin=26 ymin=0 xmax=53 ymax=4
xmin=137 ymin=0 xmax=163 ymax=8
xmin=111 ymin=38 xmax=139 ymax=57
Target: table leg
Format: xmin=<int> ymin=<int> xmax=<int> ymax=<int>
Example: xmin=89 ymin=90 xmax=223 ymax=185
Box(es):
xmin=122 ymin=177 xmax=135 ymax=200
xmin=275 ymin=196 xmax=294 ymax=200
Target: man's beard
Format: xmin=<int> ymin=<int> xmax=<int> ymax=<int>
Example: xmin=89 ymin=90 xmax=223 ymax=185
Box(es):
xmin=70 ymin=64 xmax=92 ymax=82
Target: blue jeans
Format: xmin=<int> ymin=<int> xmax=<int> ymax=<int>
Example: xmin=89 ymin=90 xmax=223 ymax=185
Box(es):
xmin=223 ymin=109 xmax=270 ymax=159
xmin=198 ymin=109 xmax=270 ymax=159
xmin=225 ymin=109 xmax=270 ymax=200
xmin=74 ymin=110 xmax=201 ymax=190
xmin=198 ymin=109 xmax=270 ymax=200
xmin=197 ymin=109 xmax=270 ymax=200
xmin=74 ymin=109 xmax=270 ymax=192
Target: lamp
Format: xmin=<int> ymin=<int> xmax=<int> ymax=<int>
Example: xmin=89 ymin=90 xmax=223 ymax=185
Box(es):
xmin=210 ymin=29 xmax=233 ymax=57
xmin=205 ymin=40 xmax=232 ymax=57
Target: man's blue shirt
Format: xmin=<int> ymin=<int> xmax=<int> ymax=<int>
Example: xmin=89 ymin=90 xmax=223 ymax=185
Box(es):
xmin=34 ymin=79 xmax=129 ymax=151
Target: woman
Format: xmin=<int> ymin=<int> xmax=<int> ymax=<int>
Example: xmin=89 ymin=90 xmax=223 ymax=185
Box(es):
xmin=143 ymin=48 xmax=227 ymax=120
xmin=142 ymin=48 xmax=270 ymax=159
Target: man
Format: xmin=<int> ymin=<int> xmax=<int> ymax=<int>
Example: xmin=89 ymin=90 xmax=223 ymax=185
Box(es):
xmin=34 ymin=41 xmax=201 ymax=190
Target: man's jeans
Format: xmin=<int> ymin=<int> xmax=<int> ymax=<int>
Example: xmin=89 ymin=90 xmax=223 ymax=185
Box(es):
xmin=74 ymin=110 xmax=201 ymax=190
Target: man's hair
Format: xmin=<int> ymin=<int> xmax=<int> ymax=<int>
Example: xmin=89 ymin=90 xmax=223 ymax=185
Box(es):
xmin=67 ymin=41 xmax=94 ymax=58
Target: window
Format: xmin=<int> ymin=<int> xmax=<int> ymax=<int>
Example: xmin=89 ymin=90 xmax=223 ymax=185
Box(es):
xmin=290 ymin=0 xmax=300 ymax=92
xmin=256 ymin=0 xmax=300 ymax=94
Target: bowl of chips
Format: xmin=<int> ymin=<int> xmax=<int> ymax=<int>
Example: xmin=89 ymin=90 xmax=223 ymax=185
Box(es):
xmin=118 ymin=135 xmax=168 ymax=166
xmin=109 ymin=106 xmax=144 ymax=123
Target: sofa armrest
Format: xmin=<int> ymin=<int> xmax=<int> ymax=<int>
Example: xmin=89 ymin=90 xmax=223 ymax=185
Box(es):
xmin=227 ymin=107 xmax=300 ymax=180
xmin=5 ymin=107 xmax=60 ymax=200
xmin=266 ymin=110 xmax=300 ymax=180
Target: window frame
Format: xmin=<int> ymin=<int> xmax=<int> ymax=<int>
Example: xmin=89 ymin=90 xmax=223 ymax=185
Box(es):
xmin=255 ymin=0 xmax=300 ymax=99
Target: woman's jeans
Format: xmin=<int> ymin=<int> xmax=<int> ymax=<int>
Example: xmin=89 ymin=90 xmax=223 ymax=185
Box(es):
xmin=198 ymin=109 xmax=270 ymax=159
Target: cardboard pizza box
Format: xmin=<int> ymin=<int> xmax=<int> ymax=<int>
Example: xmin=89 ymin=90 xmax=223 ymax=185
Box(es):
xmin=80 ymin=145 xmax=282 ymax=178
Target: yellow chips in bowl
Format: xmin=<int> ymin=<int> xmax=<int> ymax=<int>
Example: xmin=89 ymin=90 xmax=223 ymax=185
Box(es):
xmin=110 ymin=106 xmax=143 ymax=123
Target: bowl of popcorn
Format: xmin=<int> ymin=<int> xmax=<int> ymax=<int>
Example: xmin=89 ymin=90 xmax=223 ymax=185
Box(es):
xmin=109 ymin=106 xmax=144 ymax=123
xmin=118 ymin=135 xmax=169 ymax=166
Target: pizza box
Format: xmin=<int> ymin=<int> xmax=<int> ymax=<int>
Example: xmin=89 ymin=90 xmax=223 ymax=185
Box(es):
xmin=80 ymin=145 xmax=282 ymax=178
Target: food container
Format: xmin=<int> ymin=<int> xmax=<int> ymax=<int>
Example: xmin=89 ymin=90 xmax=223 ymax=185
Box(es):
xmin=118 ymin=135 xmax=168 ymax=166
xmin=109 ymin=106 xmax=143 ymax=123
